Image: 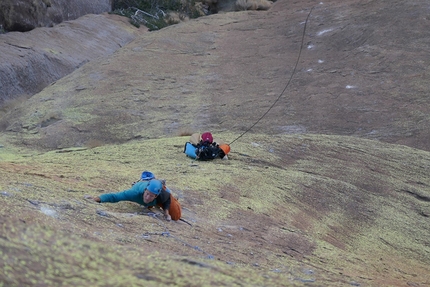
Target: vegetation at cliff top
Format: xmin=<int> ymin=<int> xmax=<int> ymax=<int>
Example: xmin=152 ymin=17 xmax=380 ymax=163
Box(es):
xmin=112 ymin=0 xmax=203 ymax=30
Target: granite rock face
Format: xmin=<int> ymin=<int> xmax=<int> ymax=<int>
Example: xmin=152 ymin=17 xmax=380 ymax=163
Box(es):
xmin=0 ymin=13 xmax=142 ymax=106
xmin=0 ymin=0 xmax=113 ymax=32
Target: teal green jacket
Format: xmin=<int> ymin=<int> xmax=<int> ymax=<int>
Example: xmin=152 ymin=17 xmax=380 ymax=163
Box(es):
xmin=99 ymin=181 xmax=171 ymax=209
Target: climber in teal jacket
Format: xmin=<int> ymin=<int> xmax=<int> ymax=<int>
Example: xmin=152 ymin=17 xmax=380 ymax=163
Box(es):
xmin=92 ymin=179 xmax=181 ymax=221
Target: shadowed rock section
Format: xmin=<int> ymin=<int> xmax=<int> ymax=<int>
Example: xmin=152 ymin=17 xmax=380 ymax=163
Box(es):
xmin=0 ymin=13 xmax=142 ymax=106
xmin=0 ymin=0 xmax=113 ymax=32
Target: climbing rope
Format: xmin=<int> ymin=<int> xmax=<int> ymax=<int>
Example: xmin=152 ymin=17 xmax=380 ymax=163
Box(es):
xmin=228 ymin=6 xmax=315 ymax=146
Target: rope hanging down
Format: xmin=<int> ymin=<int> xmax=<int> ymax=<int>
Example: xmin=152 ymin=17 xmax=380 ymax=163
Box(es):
xmin=228 ymin=6 xmax=315 ymax=146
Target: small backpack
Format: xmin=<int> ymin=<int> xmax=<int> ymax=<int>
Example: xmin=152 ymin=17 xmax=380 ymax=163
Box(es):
xmin=132 ymin=172 xmax=170 ymax=196
xmin=132 ymin=170 xmax=155 ymax=185
xmin=141 ymin=171 xmax=155 ymax=180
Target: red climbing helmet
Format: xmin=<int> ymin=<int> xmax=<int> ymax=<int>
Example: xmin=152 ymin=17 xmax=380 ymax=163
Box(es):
xmin=201 ymin=132 xmax=213 ymax=143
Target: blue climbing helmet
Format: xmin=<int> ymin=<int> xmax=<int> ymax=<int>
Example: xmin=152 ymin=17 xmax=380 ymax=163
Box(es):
xmin=146 ymin=179 xmax=163 ymax=195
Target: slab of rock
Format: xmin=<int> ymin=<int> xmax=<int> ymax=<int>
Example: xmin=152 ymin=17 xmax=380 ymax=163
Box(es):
xmin=0 ymin=0 xmax=113 ymax=32
xmin=0 ymin=13 xmax=143 ymax=106
xmin=2 ymin=0 xmax=429 ymax=153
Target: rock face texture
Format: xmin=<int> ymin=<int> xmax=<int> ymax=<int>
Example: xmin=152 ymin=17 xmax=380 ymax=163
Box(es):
xmin=0 ymin=1 xmax=429 ymax=286
xmin=2 ymin=0 xmax=429 ymax=153
xmin=0 ymin=13 xmax=143 ymax=106
xmin=0 ymin=0 xmax=113 ymax=32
